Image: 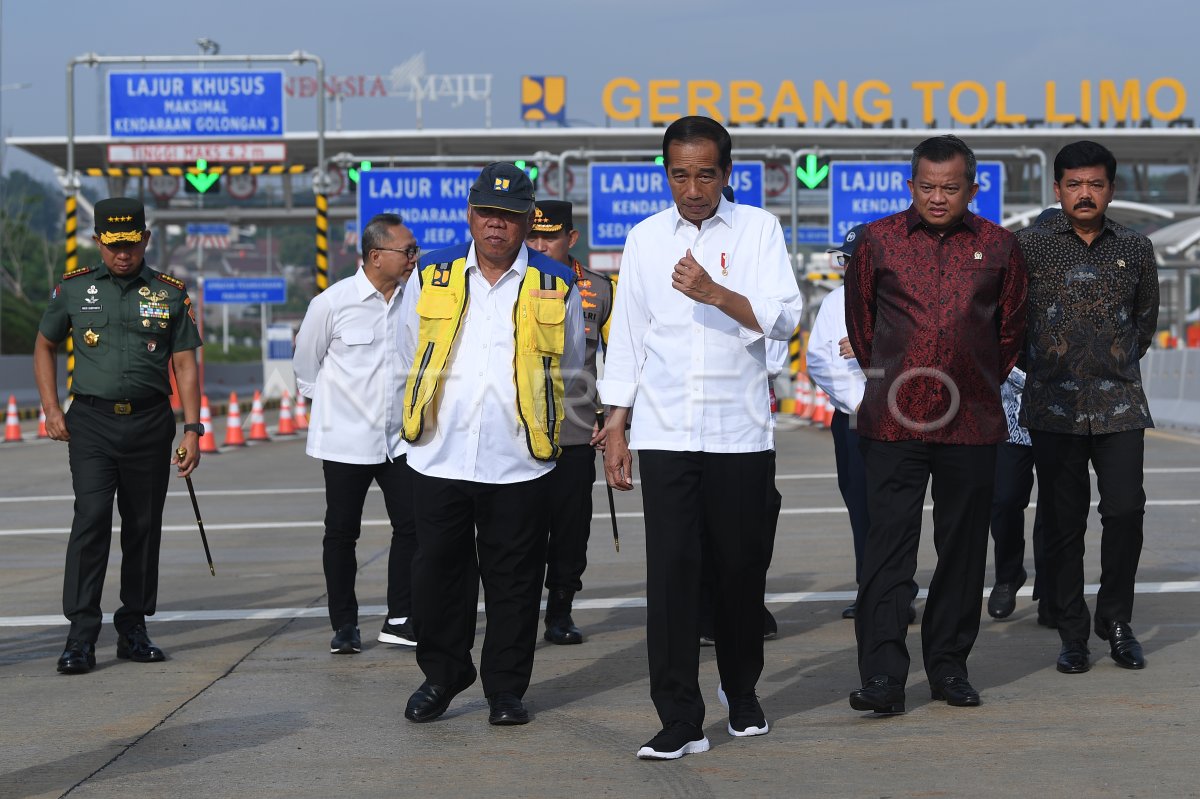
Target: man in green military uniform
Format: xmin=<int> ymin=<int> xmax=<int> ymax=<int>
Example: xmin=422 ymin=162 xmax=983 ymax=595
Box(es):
xmin=33 ymin=197 xmax=203 ymax=675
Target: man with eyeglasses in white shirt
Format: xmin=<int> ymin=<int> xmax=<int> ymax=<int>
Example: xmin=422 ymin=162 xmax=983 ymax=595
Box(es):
xmin=294 ymin=213 xmax=420 ymax=656
xmin=599 ymin=116 xmax=804 ymax=760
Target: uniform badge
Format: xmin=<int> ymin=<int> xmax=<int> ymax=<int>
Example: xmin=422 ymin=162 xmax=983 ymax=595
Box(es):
xmin=51 ymin=284 xmax=61 ymax=300
xmin=720 ymin=252 xmax=729 ymax=277
xmin=85 ymin=285 xmax=99 ymax=304
xmin=157 ymin=320 xmax=168 ymax=329
xmin=1117 ymin=259 xmax=1126 ymax=267
xmin=83 ymin=328 xmax=100 ymax=347
xmin=431 ymin=264 xmax=451 ymax=287
xmin=974 ymin=252 xmax=983 ymax=260
xmin=153 ymin=289 xmax=168 ymax=302
xmin=147 ymin=339 xmax=157 ymax=352
xmin=139 ymin=286 xmax=151 ymax=298
xmin=142 ymin=319 xmax=151 ymax=328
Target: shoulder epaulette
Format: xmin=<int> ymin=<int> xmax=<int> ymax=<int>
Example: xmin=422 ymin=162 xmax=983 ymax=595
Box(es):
xmin=62 ymin=266 xmax=93 ymax=280
xmin=156 ymin=273 xmax=185 ymax=290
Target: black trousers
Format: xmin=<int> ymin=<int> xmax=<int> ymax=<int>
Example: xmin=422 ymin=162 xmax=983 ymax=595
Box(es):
xmin=1029 ymin=429 xmax=1145 ymax=644
xmin=544 ymin=444 xmax=596 ymax=597
xmin=641 ymin=449 xmax=773 ymax=729
xmin=856 ymin=439 xmax=995 ymax=685
xmin=832 ymin=411 xmax=869 ymax=584
xmin=990 ymin=442 xmax=1047 ymax=593
xmin=411 ymin=471 xmax=551 ymax=698
xmin=321 ymin=455 xmax=416 ymax=629
xmin=63 ymin=399 xmax=175 ymax=643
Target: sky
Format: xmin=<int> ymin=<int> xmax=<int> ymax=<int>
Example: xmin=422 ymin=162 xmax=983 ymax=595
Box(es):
xmin=2 ymin=0 xmax=1197 ymax=181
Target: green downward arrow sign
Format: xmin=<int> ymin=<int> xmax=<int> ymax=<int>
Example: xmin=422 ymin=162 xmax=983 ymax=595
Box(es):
xmin=796 ymin=154 xmax=830 ymax=189
xmin=185 ymin=159 xmax=220 ymax=193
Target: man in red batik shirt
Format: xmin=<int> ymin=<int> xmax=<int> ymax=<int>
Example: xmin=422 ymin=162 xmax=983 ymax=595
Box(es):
xmin=844 ymin=135 xmax=1027 ymax=714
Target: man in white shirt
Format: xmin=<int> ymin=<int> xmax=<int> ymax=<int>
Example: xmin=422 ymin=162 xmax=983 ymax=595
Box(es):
xmin=398 ymin=163 xmax=585 ymax=727
xmin=806 ymin=226 xmax=870 ymax=620
xmin=293 ymin=213 xmax=419 ymax=656
xmin=599 ymin=117 xmax=804 ymax=760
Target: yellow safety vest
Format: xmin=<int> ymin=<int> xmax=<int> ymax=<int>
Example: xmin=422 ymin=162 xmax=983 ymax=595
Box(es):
xmin=401 ymin=247 xmax=574 ymax=461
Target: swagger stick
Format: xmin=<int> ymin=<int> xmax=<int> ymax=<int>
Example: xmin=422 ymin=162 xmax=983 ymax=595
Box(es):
xmin=176 ymin=447 xmax=216 ymax=575
xmin=595 ymin=409 xmax=620 ymax=553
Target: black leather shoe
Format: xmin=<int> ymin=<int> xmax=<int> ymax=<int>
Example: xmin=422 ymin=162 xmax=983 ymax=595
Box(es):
xmin=57 ymin=639 xmax=96 ymax=674
xmin=116 ymin=624 xmax=165 ymax=662
xmin=849 ymin=675 xmax=905 ymax=714
xmin=1096 ymin=620 xmax=1146 ymax=669
xmin=841 ymin=602 xmax=857 ymax=619
xmin=1056 ymin=641 xmax=1091 ymax=674
xmin=405 ymin=679 xmax=471 ymax=723
xmin=487 ymin=692 xmax=530 ymax=725
xmin=544 ymin=615 xmax=583 ymax=645
xmin=987 ymin=569 xmax=1026 ymax=619
xmin=930 ymin=675 xmax=980 ymax=706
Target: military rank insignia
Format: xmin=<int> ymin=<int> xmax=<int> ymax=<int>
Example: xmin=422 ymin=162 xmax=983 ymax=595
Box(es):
xmin=139 ymin=302 xmax=170 ymax=319
xmin=156 ymin=273 xmax=185 ymax=291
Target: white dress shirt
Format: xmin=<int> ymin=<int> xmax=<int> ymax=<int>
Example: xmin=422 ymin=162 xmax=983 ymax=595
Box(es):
xmin=293 ymin=268 xmax=406 ymax=464
xmin=397 ymin=243 xmax=585 ymax=484
xmin=805 ymin=285 xmax=866 ymax=415
xmin=598 ymin=196 xmax=803 ymax=453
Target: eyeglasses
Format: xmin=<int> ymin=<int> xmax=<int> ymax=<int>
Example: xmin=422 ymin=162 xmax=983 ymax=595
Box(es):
xmin=836 ymin=254 xmax=849 ymax=267
xmin=373 ymin=245 xmax=420 ymax=259
xmin=1060 ymin=180 xmax=1109 ymax=192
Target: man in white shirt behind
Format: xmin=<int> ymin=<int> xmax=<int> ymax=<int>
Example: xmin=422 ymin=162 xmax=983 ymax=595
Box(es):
xmin=293 ymin=213 xmax=419 ymax=656
xmin=599 ymin=117 xmax=804 ymax=760
xmin=398 ymin=163 xmax=585 ymax=728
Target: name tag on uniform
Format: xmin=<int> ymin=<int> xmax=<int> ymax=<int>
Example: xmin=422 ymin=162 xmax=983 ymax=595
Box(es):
xmin=139 ymin=302 xmax=170 ymax=319
xmin=79 ymin=305 xmax=103 ymax=312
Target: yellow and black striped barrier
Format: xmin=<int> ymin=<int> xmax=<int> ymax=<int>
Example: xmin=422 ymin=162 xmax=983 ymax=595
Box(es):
xmin=314 ymin=194 xmax=329 ymax=294
xmin=83 ymin=165 xmax=308 ymax=178
xmin=64 ymin=195 xmax=78 ymax=392
xmin=805 ymin=272 xmax=844 ymax=282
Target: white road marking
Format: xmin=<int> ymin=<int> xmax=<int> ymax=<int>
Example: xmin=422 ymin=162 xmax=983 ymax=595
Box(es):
xmin=3 ymin=467 xmax=1196 ymax=504
xmin=2 ymin=498 xmax=1198 ymax=537
xmin=4 ymin=581 xmax=1198 ymax=628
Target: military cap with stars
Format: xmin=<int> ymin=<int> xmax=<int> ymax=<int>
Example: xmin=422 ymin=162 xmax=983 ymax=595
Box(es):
xmin=94 ymin=197 xmax=147 ymax=245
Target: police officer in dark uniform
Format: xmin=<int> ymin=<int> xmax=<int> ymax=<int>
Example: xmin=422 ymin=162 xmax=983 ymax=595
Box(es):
xmin=525 ymin=200 xmax=614 ymax=644
xmin=33 ymin=197 xmax=203 ymax=675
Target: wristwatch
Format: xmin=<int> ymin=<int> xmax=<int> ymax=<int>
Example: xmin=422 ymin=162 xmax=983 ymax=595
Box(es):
xmin=183 ymin=423 xmax=205 ymax=435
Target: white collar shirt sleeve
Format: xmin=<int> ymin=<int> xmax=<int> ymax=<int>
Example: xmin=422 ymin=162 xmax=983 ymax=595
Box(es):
xmin=293 ymin=268 xmax=406 ymax=464
xmin=804 ymin=285 xmax=865 ymax=415
xmin=598 ymin=197 xmax=804 ymax=453
xmin=400 ymin=243 xmax=585 ymax=484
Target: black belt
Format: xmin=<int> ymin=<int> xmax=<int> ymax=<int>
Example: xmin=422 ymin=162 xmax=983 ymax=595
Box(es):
xmin=73 ymin=394 xmax=169 ymax=415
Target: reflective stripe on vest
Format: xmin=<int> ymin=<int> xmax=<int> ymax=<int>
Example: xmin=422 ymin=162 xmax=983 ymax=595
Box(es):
xmin=401 ymin=257 xmax=571 ymax=461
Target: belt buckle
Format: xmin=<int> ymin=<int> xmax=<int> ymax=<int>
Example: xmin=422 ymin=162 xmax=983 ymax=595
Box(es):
xmin=114 ymin=401 xmax=132 ymax=415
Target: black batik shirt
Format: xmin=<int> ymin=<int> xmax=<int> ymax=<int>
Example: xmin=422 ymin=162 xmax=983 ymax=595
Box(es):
xmin=1015 ymin=213 xmax=1158 ymax=434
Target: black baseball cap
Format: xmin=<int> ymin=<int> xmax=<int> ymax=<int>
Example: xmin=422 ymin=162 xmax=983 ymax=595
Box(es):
xmin=468 ymin=162 xmax=536 ymax=214
xmin=94 ymin=197 xmax=147 ymax=244
xmin=827 ymin=224 xmax=867 ymax=258
xmin=531 ymin=200 xmax=572 ymax=233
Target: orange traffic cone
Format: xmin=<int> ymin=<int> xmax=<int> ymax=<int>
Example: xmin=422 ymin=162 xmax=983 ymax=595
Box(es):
xmin=796 ymin=376 xmax=815 ymax=421
xmin=247 ymin=390 xmax=271 ymax=442
xmin=277 ymin=390 xmax=296 ymax=436
xmin=821 ymin=390 xmax=836 ymax=428
xmin=37 ymin=406 xmax=50 ymax=439
xmin=4 ymin=395 xmax=22 ymax=442
xmin=812 ymin=387 xmax=831 ymax=427
xmin=293 ymin=390 xmax=309 ymax=431
xmin=223 ymin=392 xmax=246 ymax=447
xmin=198 ymin=395 xmax=219 ymax=454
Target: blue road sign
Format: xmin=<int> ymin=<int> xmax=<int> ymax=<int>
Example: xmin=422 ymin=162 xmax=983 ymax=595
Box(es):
xmin=357 ymin=168 xmax=478 ymax=251
xmin=203 ymin=277 xmax=287 ymax=305
xmin=108 ymin=70 xmax=285 ymax=139
xmin=828 ymin=161 xmax=1004 ymax=244
xmin=588 ymin=162 xmax=765 ymax=249
xmin=186 ymin=223 xmax=231 ymax=237
xmin=787 ymin=226 xmax=835 ymax=247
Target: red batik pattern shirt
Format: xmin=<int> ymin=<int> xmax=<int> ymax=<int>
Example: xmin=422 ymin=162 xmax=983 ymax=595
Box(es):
xmin=845 ymin=207 xmax=1028 ymax=444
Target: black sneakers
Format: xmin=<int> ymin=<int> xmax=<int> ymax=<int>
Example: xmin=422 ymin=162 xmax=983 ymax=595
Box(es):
xmin=717 ymin=683 xmax=770 ymax=737
xmin=330 ymin=623 xmax=361 ymax=654
xmin=636 ymin=722 xmax=710 ymax=760
xmin=378 ymin=619 xmax=417 ymax=647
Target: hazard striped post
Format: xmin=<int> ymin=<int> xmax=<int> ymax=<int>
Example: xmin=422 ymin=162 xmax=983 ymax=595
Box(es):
xmin=64 ymin=195 xmax=78 ymax=392
xmin=315 ymin=193 xmax=329 ymax=294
